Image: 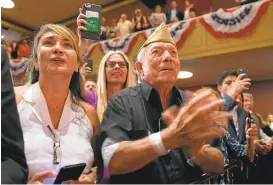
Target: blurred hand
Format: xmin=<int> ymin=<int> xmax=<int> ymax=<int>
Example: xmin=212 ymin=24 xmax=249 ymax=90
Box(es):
xmin=254 ymin=139 xmax=270 ymax=155
xmin=161 ymin=90 xmax=230 ymax=156
xmin=28 ymin=170 xmax=56 ymax=184
xmin=246 ymin=123 xmax=258 ymax=140
xmin=80 ymin=62 xmax=92 ymax=77
xmin=195 ymin=146 xmax=225 ymax=174
xmin=265 ymin=140 xmax=273 ymax=150
xmin=68 ymin=173 xmax=96 ymax=184
xmin=226 ymin=73 xmax=251 ymax=99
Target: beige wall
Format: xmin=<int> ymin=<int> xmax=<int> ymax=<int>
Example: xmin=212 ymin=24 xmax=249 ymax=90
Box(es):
xmin=181 ymin=80 xmax=273 ymax=119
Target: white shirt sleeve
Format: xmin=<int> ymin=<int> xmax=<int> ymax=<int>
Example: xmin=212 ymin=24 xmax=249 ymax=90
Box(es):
xmin=101 ymin=138 xmax=121 ymax=169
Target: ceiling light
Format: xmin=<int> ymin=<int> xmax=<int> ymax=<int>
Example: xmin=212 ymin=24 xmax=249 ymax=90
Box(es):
xmin=1 ymin=35 xmax=4 ymax=39
xmin=1 ymin=0 xmax=15 ymax=9
xmin=178 ymin=71 xmax=193 ymax=79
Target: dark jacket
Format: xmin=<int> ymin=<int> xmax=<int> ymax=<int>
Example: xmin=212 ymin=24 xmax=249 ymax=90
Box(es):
xmin=223 ymin=95 xmax=247 ymax=144
xmin=165 ymin=9 xmax=184 ymax=23
xmin=1 ymin=46 xmax=28 ymax=184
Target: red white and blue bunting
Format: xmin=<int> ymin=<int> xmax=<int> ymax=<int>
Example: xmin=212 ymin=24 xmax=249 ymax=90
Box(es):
xmin=92 ymin=19 xmax=196 ymax=55
xmin=9 ymin=57 xmax=30 ymax=80
xmin=200 ymin=0 xmax=271 ymax=37
xmin=99 ymin=32 xmax=140 ymax=54
xmin=168 ymin=19 xmax=196 ymax=47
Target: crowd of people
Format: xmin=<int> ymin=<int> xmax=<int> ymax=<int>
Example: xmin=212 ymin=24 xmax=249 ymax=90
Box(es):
xmin=100 ymin=0 xmax=196 ymax=40
xmin=1 ymin=0 xmax=272 ymax=184
xmin=1 ymin=39 xmax=31 ymax=59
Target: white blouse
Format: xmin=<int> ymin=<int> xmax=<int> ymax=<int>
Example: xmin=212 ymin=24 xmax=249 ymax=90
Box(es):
xmin=17 ymin=82 xmax=94 ymax=181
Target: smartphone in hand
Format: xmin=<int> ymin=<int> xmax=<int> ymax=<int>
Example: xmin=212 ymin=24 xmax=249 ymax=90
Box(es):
xmin=237 ymin=68 xmax=249 ymax=79
xmin=81 ymin=3 xmax=101 ymax=41
xmin=247 ymin=111 xmax=254 ymax=128
xmin=54 ymin=163 xmax=86 ymax=184
xmin=85 ymin=59 xmax=93 ymax=71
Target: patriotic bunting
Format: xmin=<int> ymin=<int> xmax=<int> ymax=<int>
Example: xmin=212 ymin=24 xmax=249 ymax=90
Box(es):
xmin=200 ymin=0 xmax=271 ymax=37
xmin=87 ymin=19 xmax=196 ymax=56
xmin=10 ymin=57 xmax=30 ymax=80
xmin=99 ymin=32 xmax=140 ymax=54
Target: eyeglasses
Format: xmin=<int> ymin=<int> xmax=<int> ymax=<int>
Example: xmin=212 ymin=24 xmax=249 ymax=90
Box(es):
xmin=105 ymin=61 xmax=128 ymax=68
xmin=47 ymin=126 xmax=62 ymax=165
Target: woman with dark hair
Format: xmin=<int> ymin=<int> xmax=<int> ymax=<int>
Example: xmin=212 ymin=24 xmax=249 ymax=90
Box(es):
xmin=14 ymin=23 xmax=102 ymax=184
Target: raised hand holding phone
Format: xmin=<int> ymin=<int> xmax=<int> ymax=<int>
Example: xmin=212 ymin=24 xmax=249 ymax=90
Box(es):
xmin=81 ymin=3 xmax=101 ymax=41
xmin=77 ymin=4 xmax=101 ymax=57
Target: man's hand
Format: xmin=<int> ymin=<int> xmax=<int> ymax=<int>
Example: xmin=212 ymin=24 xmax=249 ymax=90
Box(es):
xmin=254 ymin=139 xmax=271 ymax=154
xmin=28 ymin=170 xmax=56 ymax=184
xmin=161 ymin=90 xmax=230 ymax=156
xmin=246 ymin=124 xmax=258 ymax=140
xmin=68 ymin=173 xmax=96 ymax=184
xmin=194 ymin=146 xmax=225 ymax=174
xmin=245 ymin=119 xmax=257 ymax=162
xmin=265 ymin=140 xmax=273 ymax=151
xmin=226 ymin=73 xmax=251 ymax=99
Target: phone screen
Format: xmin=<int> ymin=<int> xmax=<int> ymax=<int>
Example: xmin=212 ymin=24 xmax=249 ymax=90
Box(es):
xmin=85 ymin=10 xmax=99 ymax=32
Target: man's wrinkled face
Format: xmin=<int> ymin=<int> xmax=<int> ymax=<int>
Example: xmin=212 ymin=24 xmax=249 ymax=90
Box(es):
xmin=139 ymin=42 xmax=180 ymax=86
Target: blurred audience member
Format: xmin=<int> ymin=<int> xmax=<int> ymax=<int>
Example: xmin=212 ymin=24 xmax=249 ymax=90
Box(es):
xmin=243 ymin=93 xmax=272 ymax=142
xmin=117 ymin=14 xmax=132 ymax=37
xmin=1 ymin=40 xmax=12 ymax=59
xmin=196 ymin=87 xmax=257 ymax=164
xmin=267 ymin=113 xmax=273 ymax=132
xmin=242 ymin=94 xmax=273 ymax=184
xmin=107 ymin=18 xmax=118 ymax=39
xmin=96 ymin=50 xmax=136 ymax=121
xmin=85 ymin=80 xmax=97 ymax=93
xmin=100 ymin=17 xmax=108 ymax=40
xmin=150 ymin=5 xmax=167 ymax=27
xmin=189 ymin=8 xmax=197 ymax=19
xmin=217 ymin=70 xmax=251 ymax=144
xmin=165 ymin=0 xmax=183 ymax=23
xmin=132 ymin=9 xmax=148 ymax=32
xmin=84 ymin=80 xmax=98 ymax=109
xmin=184 ymin=0 xmax=195 ymax=20
xmin=11 ymin=40 xmax=19 ymax=59
xmin=18 ymin=39 xmax=31 ymax=57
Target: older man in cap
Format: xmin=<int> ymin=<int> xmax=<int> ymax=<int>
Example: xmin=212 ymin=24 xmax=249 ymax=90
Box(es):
xmin=100 ymin=23 xmax=229 ymax=184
